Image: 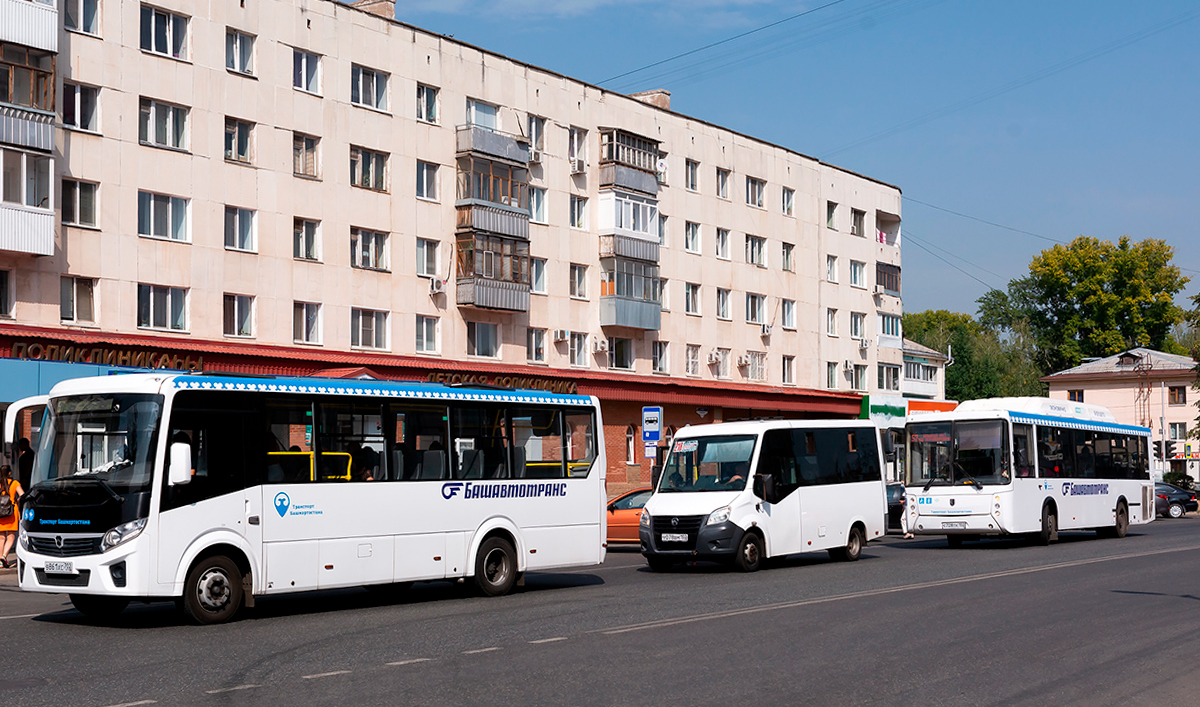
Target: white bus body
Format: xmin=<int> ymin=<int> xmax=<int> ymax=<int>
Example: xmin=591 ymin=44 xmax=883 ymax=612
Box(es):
xmin=12 ymin=373 xmax=606 ymax=622
xmin=639 ymin=419 xmax=887 ymax=571
xmin=905 ymin=397 xmax=1153 ymax=545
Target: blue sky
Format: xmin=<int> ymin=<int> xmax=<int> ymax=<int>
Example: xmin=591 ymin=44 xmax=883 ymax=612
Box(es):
xmin=397 ymin=0 xmax=1200 ymax=316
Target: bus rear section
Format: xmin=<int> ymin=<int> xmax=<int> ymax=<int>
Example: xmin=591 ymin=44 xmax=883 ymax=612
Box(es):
xmin=640 ymin=420 xmax=886 ymax=572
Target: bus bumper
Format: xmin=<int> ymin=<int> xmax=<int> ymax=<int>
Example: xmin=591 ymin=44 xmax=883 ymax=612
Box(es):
xmin=639 ymin=521 xmax=744 ymax=562
xmin=16 ymin=537 xmax=146 ymax=596
xmin=909 ymin=513 xmax=1004 ymax=535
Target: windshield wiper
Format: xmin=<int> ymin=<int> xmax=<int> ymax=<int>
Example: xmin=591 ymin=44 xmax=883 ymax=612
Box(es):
xmin=954 ymin=463 xmax=984 ymax=491
xmin=50 ymin=476 xmax=125 ymax=503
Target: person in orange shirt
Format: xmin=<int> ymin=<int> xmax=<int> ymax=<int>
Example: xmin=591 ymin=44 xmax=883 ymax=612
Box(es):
xmin=0 ymin=464 xmax=23 ymax=569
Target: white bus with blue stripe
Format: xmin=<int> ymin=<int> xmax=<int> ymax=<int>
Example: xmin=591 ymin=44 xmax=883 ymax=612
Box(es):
xmin=905 ymin=397 xmax=1153 ymax=546
xmin=12 ymin=372 xmax=605 ymax=623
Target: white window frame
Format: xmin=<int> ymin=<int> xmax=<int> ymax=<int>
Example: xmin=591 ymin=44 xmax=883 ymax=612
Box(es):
xmin=467 ymin=321 xmax=499 ymax=358
xmin=351 ymin=227 xmax=388 ymax=271
xmin=827 ymin=362 xmax=839 ymax=390
xmin=827 ymin=255 xmax=838 ymax=282
xmin=782 ymin=299 xmax=795 ymax=329
xmin=747 ymin=351 xmax=766 ymax=381
xmin=781 ymin=243 xmax=794 ymax=272
xmin=827 ymin=308 xmax=838 ymax=337
xmin=745 ymin=235 xmax=766 ymax=267
xmin=851 ymin=208 xmax=866 ymax=236
xmin=62 ymin=82 xmax=99 ymax=132
xmin=852 ymin=364 xmax=867 ymax=392
xmin=716 ymin=288 xmax=730 ymax=320
xmin=350 ymin=146 xmax=388 ymax=192
xmin=293 ymin=132 xmax=319 ymax=178
xmin=416 ymin=315 xmax=439 ymax=353
xmin=850 ymin=260 xmax=866 ymax=288
xmin=293 ymin=218 xmax=320 ymax=261
xmin=716 ymin=348 xmax=731 ymax=379
xmin=466 ymin=99 xmax=499 ymax=131
xmin=224 ymin=206 xmax=255 ymax=252
xmin=652 ymin=341 xmax=668 ymax=374
xmin=716 ymin=168 xmax=729 ymax=199
xmin=746 ymin=176 xmax=765 ymax=208
xmin=351 ymin=308 xmax=389 ymax=350
xmin=417 ymin=84 xmax=438 ymax=124
xmin=293 ymin=49 xmax=320 ymax=94
xmin=416 ymin=160 xmax=439 ymax=201
xmin=569 ymin=195 xmax=587 ymax=230
xmin=0 ymin=149 xmax=51 ymax=210
xmin=851 ymin=312 xmax=866 ymax=340
xmin=62 ymin=179 xmax=98 ymax=227
xmin=530 ymin=187 xmax=547 ymax=224
xmin=60 ymin=276 xmax=95 ymax=324
xmin=137 ymin=190 xmax=188 ymax=242
xmin=608 ymin=337 xmax=634 ymax=371
xmin=782 ymin=187 xmax=794 ymax=216
xmin=528 ymin=115 xmax=546 ymax=150
xmin=224 ymin=117 xmax=253 ymax=163
xmin=684 ymin=222 xmax=700 ymax=254
xmin=416 ymin=238 xmax=438 ymax=277
xmin=138 ymin=97 xmax=188 ymax=150
xmin=782 ymin=355 xmax=795 ymax=385
xmin=686 ymin=344 xmax=700 ymax=376
xmin=880 ymin=313 xmax=901 ymax=337
xmin=878 ymin=364 xmax=900 ymax=392
xmin=526 ymin=328 xmax=546 ymax=363
xmin=225 ymin=29 xmax=254 ymax=75
xmin=685 ymin=159 xmax=699 ymax=191
xmin=568 ymin=127 xmax=587 ymax=162
xmin=715 ymin=228 xmax=729 ymax=260
xmin=350 ymin=64 xmax=389 ymax=111
xmin=684 ymin=283 xmax=700 ymax=315
xmin=293 ymin=301 xmax=321 ymax=344
xmin=65 ymin=0 xmax=100 ymax=35
xmin=530 ymin=258 xmax=547 ymax=294
xmin=746 ymin=293 xmax=765 ymax=325
xmin=138 ymin=283 xmax=187 ymax=331
xmin=826 ymin=201 xmax=838 ymax=230
xmin=569 ymin=332 xmax=588 ymax=367
xmin=140 ymin=5 xmax=188 ymax=60
xmin=569 ymin=263 xmax=587 ymax=299
xmin=223 ymin=293 xmax=253 ymax=337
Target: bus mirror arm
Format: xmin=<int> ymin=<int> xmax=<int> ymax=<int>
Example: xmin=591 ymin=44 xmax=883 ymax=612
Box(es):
xmin=168 ymin=443 xmax=192 ymax=486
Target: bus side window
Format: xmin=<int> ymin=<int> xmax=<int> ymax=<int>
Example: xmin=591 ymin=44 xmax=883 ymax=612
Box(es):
xmin=511 ymin=407 xmax=564 ymax=479
xmin=451 ymin=405 xmax=509 ymax=480
xmin=163 ymin=391 xmax=255 ymax=512
xmin=265 ymin=396 xmax=315 ymax=484
xmin=316 ymin=400 xmax=385 ymax=482
xmin=1013 ymin=424 xmax=1034 ymax=477
xmin=564 ymin=410 xmax=596 ymax=478
xmin=389 ymin=404 xmax=448 ymax=481
xmin=757 ymin=429 xmax=799 ymax=501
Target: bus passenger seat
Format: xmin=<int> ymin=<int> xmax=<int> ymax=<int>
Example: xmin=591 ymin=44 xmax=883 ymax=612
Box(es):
xmin=420 ymin=450 xmax=445 ymax=480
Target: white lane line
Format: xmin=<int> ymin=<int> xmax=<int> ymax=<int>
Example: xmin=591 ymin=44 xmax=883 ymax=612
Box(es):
xmin=0 ymin=613 xmax=41 ymax=621
xmin=386 ymin=658 xmax=432 ymax=666
xmin=598 ymin=543 xmax=1200 ymax=635
xmin=529 ymin=637 xmax=568 ymax=644
xmin=204 ymin=685 xmax=260 ymax=694
xmin=101 ymin=701 xmax=157 ymax=707
xmin=462 ymin=647 xmax=501 ymax=655
xmin=301 ymin=670 xmax=351 ymax=679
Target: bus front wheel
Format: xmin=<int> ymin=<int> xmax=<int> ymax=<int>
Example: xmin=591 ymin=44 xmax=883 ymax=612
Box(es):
xmin=734 ymin=533 xmax=764 ymax=572
xmin=70 ymin=594 xmax=130 ymax=620
xmin=1038 ymin=506 xmax=1058 ymax=546
xmin=182 ymin=555 xmax=244 ymax=625
xmin=474 ymin=537 xmax=518 ymax=597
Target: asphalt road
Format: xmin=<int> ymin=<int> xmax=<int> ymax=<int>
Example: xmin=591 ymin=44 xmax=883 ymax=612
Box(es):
xmin=3 ymin=518 xmax=1200 ymax=707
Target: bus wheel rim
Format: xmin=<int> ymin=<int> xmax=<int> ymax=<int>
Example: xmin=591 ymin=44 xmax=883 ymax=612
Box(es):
xmin=197 ymin=568 xmax=232 ymax=611
xmin=484 ymin=548 xmax=509 ymax=584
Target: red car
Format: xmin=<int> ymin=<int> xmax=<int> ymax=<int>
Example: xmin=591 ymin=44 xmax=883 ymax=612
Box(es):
xmin=606 ymin=487 xmax=653 ymax=543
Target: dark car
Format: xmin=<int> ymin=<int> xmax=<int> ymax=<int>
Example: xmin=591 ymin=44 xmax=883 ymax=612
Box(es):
xmin=886 ymin=482 xmax=906 ymax=531
xmin=1155 ymin=483 xmax=1198 ymax=519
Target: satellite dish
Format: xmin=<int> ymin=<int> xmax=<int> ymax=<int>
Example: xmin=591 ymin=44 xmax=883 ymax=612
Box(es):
xmin=656 ymin=158 xmax=668 ymax=172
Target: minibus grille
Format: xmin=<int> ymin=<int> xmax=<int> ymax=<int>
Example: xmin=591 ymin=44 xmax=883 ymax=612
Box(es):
xmin=651 ymin=515 xmax=705 ymax=551
xmin=29 ymin=535 xmax=102 ymax=558
xmin=34 ymin=568 xmax=91 ymax=587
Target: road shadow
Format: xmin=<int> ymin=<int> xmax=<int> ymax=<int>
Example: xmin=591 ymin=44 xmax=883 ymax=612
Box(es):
xmin=881 ymin=530 xmax=1147 ymax=551
xmin=635 ymin=549 xmax=886 ymax=574
xmin=1112 ymin=589 xmax=1200 ymax=602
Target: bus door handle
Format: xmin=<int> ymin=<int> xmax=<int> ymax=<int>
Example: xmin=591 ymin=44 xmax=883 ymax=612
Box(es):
xmin=248 ymin=515 xmax=260 ymax=525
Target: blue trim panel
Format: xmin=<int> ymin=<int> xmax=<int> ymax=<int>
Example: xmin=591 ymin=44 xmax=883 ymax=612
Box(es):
xmin=1008 ymin=411 xmax=1150 ymax=436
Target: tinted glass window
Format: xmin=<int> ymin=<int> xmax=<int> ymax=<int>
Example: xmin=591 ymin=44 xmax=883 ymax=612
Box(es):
xmin=264 ymin=397 xmax=315 ymax=483
xmin=796 ymin=427 xmax=880 ymax=486
xmin=451 ymin=405 xmax=511 ymax=480
xmin=389 ymin=403 xmax=448 ymax=481
xmin=1037 ymin=426 xmax=1070 ymax=478
xmin=162 ymin=391 xmax=257 ymax=511
xmin=756 ymin=429 xmax=801 ymax=500
xmin=511 ymin=406 xmax=564 ymax=479
xmin=317 ymin=400 xmax=385 ymax=482
xmin=612 ymin=490 xmax=652 ymax=510
xmin=564 ymin=409 xmax=596 ymax=478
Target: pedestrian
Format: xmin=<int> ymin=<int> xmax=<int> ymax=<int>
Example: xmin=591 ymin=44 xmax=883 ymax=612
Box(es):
xmin=17 ymin=438 xmax=34 ymax=491
xmin=0 ymin=464 xmax=23 ymax=569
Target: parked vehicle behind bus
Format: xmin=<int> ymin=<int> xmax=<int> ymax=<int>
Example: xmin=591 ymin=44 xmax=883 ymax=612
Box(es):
xmin=639 ymin=419 xmax=887 ymax=572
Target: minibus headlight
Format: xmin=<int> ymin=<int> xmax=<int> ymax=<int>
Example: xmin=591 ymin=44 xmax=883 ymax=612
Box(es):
xmin=101 ymin=519 xmax=147 ymax=552
xmin=17 ymin=525 xmax=27 ymax=551
xmin=706 ymin=506 xmax=731 ymax=526
xmin=640 ymin=511 xmax=651 ymax=528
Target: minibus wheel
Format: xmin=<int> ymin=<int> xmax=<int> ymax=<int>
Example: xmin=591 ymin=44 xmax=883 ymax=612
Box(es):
xmin=734 ymin=532 xmax=764 ymax=572
xmin=182 ymin=555 xmax=243 ymax=624
xmin=475 ymin=537 xmax=517 ymax=596
xmin=70 ymin=594 xmax=130 ymax=620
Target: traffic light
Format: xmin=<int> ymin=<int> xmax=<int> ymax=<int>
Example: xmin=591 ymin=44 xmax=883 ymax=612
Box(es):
xmin=1154 ymin=440 xmax=1163 ymax=459
xmin=1166 ymin=440 xmax=1178 ymax=459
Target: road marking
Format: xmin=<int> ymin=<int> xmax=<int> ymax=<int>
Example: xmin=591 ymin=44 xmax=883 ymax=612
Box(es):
xmin=0 ymin=613 xmax=40 ymax=621
xmin=462 ymin=647 xmax=501 ymax=655
xmin=101 ymin=701 xmax=157 ymax=707
xmin=598 ymin=544 xmax=1200 ymax=635
xmin=204 ymin=685 xmax=260 ymax=694
xmin=529 ymin=637 xmax=568 ymax=644
xmin=386 ymin=659 xmax=431 ymax=666
xmin=301 ymin=670 xmax=351 ymax=679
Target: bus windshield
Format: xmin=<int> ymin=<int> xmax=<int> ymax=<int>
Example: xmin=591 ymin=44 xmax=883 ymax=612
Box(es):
xmin=658 ymin=435 xmax=756 ymax=493
xmin=908 ymin=420 xmax=1009 ymax=487
xmin=32 ymin=394 xmax=164 ymax=495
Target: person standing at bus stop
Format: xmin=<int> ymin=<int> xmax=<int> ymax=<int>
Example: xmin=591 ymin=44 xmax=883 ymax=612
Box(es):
xmin=17 ymin=438 xmax=34 ymax=491
xmin=0 ymin=465 xmax=23 ymax=569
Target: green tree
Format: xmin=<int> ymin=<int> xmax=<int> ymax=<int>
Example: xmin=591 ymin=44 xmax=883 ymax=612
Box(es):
xmin=903 ymin=310 xmax=1044 ymax=401
xmin=977 ymin=236 xmax=1189 ymax=374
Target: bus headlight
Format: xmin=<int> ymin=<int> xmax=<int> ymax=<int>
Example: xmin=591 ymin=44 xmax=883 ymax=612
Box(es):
xmin=17 ymin=525 xmax=27 ymax=551
xmin=101 ymin=519 xmax=147 ymax=552
xmin=640 ymin=511 xmax=651 ymax=528
xmin=706 ymin=506 xmax=731 ymax=526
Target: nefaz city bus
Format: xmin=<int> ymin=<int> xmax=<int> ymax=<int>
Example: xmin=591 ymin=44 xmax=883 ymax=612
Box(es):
xmin=10 ymin=373 xmax=604 ymax=623
xmin=905 ymin=397 xmax=1153 ymax=546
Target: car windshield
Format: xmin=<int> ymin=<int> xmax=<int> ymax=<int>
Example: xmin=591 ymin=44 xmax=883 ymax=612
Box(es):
xmin=907 ymin=420 xmax=1010 ymax=487
xmin=32 ymin=394 xmax=164 ymax=495
xmin=658 ymin=435 xmax=756 ymax=493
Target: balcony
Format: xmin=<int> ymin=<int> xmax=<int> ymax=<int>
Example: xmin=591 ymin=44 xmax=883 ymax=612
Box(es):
xmin=599 ymin=129 xmax=660 ymax=196
xmin=456 ymin=125 xmax=529 ymax=166
xmin=599 ymin=234 xmax=658 ymax=262
xmin=456 ymin=201 xmax=529 ymax=241
xmin=457 ymin=278 xmax=530 ymax=312
xmin=0 ymin=0 xmax=58 ymax=53
xmin=599 ymin=296 xmax=661 ymax=331
xmin=455 ymin=233 xmax=530 ymax=312
xmin=0 ymin=203 xmax=53 ymax=256
xmin=599 ymin=163 xmax=658 ymax=196
xmin=0 ymin=104 xmax=53 ymax=151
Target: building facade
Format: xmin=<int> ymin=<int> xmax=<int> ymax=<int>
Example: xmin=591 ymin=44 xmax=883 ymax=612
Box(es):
xmin=1043 ymin=348 xmax=1199 ymax=479
xmin=0 ymin=0 xmax=905 ymax=497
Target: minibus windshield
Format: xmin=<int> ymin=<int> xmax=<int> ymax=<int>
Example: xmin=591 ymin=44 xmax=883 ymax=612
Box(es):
xmin=658 ymin=435 xmax=756 ymax=493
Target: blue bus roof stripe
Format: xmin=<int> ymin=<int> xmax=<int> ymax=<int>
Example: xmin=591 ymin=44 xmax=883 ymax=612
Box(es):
xmin=1008 ymin=411 xmax=1150 ymax=435
xmin=169 ymin=375 xmax=592 ymax=406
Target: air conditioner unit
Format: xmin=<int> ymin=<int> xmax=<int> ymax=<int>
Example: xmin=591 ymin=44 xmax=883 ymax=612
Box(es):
xmin=429 ymin=277 xmax=446 ymax=295
xmin=707 ymin=351 xmax=722 ymax=365
xmin=592 ymin=338 xmax=609 ymax=353
xmin=736 ymin=355 xmax=751 ymax=368
xmin=873 ymin=284 xmax=885 ymax=295
xmin=858 ymin=338 xmax=871 ymax=351
xmin=569 ymin=158 xmax=587 ymax=175
xmin=843 ymin=359 xmax=854 ymax=372
xmin=529 ymin=149 xmax=543 ymax=164
xmin=553 ymin=328 xmax=570 ymax=343
xmin=760 ymin=323 xmax=772 ymax=337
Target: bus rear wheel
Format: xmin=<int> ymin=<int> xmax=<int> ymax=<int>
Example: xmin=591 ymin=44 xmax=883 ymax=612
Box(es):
xmin=70 ymin=594 xmax=130 ymax=620
xmin=830 ymin=526 xmax=865 ymax=562
xmin=182 ymin=555 xmax=243 ymax=625
xmin=1038 ymin=506 xmax=1058 ymax=546
xmin=474 ymin=537 xmax=517 ymax=597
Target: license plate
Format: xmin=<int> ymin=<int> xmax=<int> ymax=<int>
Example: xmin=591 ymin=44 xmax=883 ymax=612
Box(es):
xmin=661 ymin=533 xmax=688 ymax=542
xmin=942 ymin=522 xmax=967 ymax=530
xmin=43 ymin=561 xmax=76 ymax=575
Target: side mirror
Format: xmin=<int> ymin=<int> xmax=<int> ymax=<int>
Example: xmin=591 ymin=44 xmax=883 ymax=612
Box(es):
xmin=880 ymin=430 xmax=895 ymax=457
xmin=606 ymin=502 xmax=616 ymax=512
xmin=752 ymin=474 xmax=765 ymax=499
xmin=168 ymin=442 xmax=192 ymax=486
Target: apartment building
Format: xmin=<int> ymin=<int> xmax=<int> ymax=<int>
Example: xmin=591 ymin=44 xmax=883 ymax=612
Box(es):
xmin=0 ymin=0 xmax=904 ymax=495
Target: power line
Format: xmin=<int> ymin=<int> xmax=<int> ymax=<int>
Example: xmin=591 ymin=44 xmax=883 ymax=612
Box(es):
xmin=904 ymin=231 xmax=1003 ymax=291
xmin=905 ymin=230 xmax=1009 ymax=282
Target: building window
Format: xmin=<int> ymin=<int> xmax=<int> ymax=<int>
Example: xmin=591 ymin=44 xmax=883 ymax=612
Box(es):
xmin=609 ymin=191 xmax=659 ymax=240
xmin=904 ymin=362 xmax=938 ymax=383
xmin=225 ymin=29 xmax=254 ymax=75
xmin=716 ymin=288 xmax=730 ymax=320
xmin=224 ymin=118 xmax=252 ymax=163
xmin=851 ymin=312 xmax=866 ymax=339
xmin=569 ymin=332 xmax=588 ymax=367
xmin=223 ymin=294 xmax=253 ymax=337
xmin=850 ymin=260 xmax=866 ymax=288
xmin=530 ymin=258 xmax=546 ymax=294
xmin=527 ymin=328 xmax=546 ymax=363
xmin=652 ymin=277 xmax=667 ymax=309
xmin=416 ymin=238 xmax=438 ymax=277
xmin=569 ymin=263 xmax=587 ymax=299
xmin=745 ymin=235 xmax=766 ymax=267
xmin=62 ymin=83 xmax=98 ymax=132
xmin=1067 ymin=389 xmax=1084 ymax=402
xmin=351 ymin=308 xmax=388 ymax=350
xmin=715 ymin=348 xmax=731 ymax=379
xmin=569 ymin=195 xmax=587 ymax=229
xmin=65 ymin=0 xmax=100 ymax=35
xmin=137 ymin=191 xmax=187 ymax=241
xmin=715 ymin=228 xmax=729 ymax=260
xmin=416 ymin=161 xmax=438 ymax=200
xmin=781 ymin=243 xmax=794 ymax=272
xmin=881 ymin=314 xmax=901 ymax=337
xmin=60 ymin=276 xmax=95 ymax=324
xmin=782 ymin=299 xmax=795 ymax=329
xmin=293 ymin=49 xmax=320 ymax=93
xmin=652 ymin=341 xmax=668 ymax=373
xmin=140 ymin=5 xmax=188 ymax=59
xmin=293 ymin=218 xmax=319 ymax=261
xmin=293 ymin=133 xmax=319 ymax=177
xmin=782 ymin=355 xmax=795 ymax=384
xmin=746 ymin=293 xmax=765 ymax=324
xmin=684 ymin=222 xmax=700 ymax=253
xmin=457 ymin=157 xmax=528 ymax=209
xmin=568 ymin=127 xmax=587 ymax=162
xmin=350 ymin=64 xmax=388 ymax=111
xmin=685 ymin=159 xmax=699 ymax=191
xmin=827 ymin=255 xmax=838 ymax=282
xmin=827 ymin=362 xmax=839 ymax=389
xmin=138 ymin=98 xmax=187 ymax=149
xmin=716 ymin=168 xmax=729 ymax=199
xmin=530 ymin=187 xmax=547 ymax=223
xmin=877 ymin=263 xmax=901 ymax=294
xmin=224 ymin=206 xmax=254 ymax=251
xmin=746 ymin=176 xmax=765 ymax=208
xmin=138 ymin=284 xmax=186 ymax=331
xmin=609 ymin=338 xmax=633 ymax=370
xmin=852 ymin=364 xmax=867 ymax=391
xmin=467 ymin=321 xmax=499 ymax=357
xmin=417 ymin=84 xmax=438 ymax=123
xmin=416 ymin=315 xmax=438 ymax=353
xmin=0 ymin=270 xmax=10 ymax=317
xmin=851 ymin=208 xmax=865 ymax=236
xmin=351 ymin=228 xmax=388 ymax=270
xmin=684 ymin=283 xmax=700 ymax=315
xmin=626 ymin=425 xmax=637 ymax=464
xmin=686 ymin=344 xmax=700 ymax=376
xmin=746 ymin=351 xmax=766 ymax=381
xmin=878 ymin=364 xmax=900 ymax=392
xmin=1169 ymin=386 xmax=1187 ymax=405
xmin=62 ymin=179 xmax=98 ymax=227
xmin=466 ymin=99 xmax=498 ymax=130
xmin=527 ymin=114 xmax=546 ymax=151
xmin=658 ymin=214 xmax=668 ymax=247
xmin=293 ymin=301 xmax=320 ymax=343
xmin=782 ymin=187 xmax=794 ymax=216
xmin=600 ymin=259 xmax=659 ymax=303
xmin=827 ymin=308 xmax=838 ymax=336
xmin=350 ymin=147 xmax=387 ymax=191
xmin=1169 ymin=422 xmax=1187 ymax=440
xmin=826 ymin=201 xmax=838 ymax=229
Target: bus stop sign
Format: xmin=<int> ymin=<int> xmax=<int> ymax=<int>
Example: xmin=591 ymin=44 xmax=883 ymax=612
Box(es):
xmin=642 ymin=406 xmax=662 ymax=443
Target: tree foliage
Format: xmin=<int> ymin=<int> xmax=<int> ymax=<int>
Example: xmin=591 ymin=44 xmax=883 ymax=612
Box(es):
xmin=903 ymin=310 xmax=1043 ymax=402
